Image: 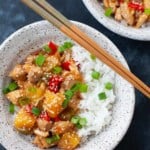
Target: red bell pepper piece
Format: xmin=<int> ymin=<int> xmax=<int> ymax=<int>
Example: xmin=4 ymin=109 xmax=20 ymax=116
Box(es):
xmin=48 ymin=41 xmax=58 ymax=55
xmin=54 ymin=116 xmax=61 ymax=122
xmin=128 ymin=2 xmax=144 ymax=11
xmin=61 ymin=61 xmax=71 ymax=71
xmin=39 ymin=111 xmax=51 ymax=121
xmin=48 ymin=75 xmax=63 ymax=93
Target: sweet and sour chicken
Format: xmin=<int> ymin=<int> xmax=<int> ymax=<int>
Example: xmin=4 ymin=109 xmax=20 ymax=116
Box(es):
xmin=102 ymin=0 xmax=150 ymax=28
xmin=3 ymin=41 xmax=88 ymax=149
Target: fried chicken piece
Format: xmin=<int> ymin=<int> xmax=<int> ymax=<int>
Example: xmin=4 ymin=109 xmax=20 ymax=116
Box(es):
xmin=120 ymin=2 xmax=135 ymax=26
xmin=115 ymin=8 xmax=122 ymax=21
xmin=51 ymin=121 xmax=74 ymax=135
xmin=27 ymin=66 xmax=43 ymax=83
xmin=37 ymin=118 xmax=53 ymax=132
xmin=9 ymin=64 xmax=26 ymax=81
xmin=136 ymin=13 xmax=148 ymax=28
xmin=6 ymin=89 xmax=24 ymax=105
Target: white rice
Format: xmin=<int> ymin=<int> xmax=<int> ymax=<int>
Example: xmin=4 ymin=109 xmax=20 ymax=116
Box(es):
xmin=72 ymin=45 xmax=116 ymax=140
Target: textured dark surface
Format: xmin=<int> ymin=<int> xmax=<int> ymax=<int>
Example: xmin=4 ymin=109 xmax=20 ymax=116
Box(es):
xmin=0 ymin=0 xmax=150 ymax=150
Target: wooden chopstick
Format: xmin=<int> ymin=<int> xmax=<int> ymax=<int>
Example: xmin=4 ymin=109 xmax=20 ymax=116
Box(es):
xmin=21 ymin=0 xmax=150 ymax=98
xmin=36 ymin=0 xmax=150 ymax=95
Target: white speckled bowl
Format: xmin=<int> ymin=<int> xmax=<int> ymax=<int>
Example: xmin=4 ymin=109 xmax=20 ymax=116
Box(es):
xmin=0 ymin=20 xmax=135 ymax=150
xmin=82 ymin=0 xmax=150 ymax=41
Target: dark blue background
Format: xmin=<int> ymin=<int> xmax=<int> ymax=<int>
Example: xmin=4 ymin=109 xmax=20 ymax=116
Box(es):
xmin=0 ymin=0 xmax=150 ymax=150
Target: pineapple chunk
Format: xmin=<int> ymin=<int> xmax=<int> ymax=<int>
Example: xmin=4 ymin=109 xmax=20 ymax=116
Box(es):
xmin=25 ymin=83 xmax=45 ymax=105
xmin=43 ymin=90 xmax=65 ymax=118
xmin=14 ymin=108 xmax=36 ymax=133
xmin=58 ymin=132 xmax=80 ymax=150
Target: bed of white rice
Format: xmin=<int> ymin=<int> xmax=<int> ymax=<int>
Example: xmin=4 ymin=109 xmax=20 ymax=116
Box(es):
xmin=72 ymin=45 xmax=116 ymax=140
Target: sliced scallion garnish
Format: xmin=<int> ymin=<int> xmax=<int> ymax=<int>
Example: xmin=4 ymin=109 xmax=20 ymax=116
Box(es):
xmin=62 ymin=99 xmax=70 ymax=108
xmin=32 ymin=107 xmax=41 ymax=116
xmin=105 ymin=8 xmax=113 ymax=17
xmin=65 ymin=90 xmax=74 ymax=100
xmin=91 ymin=71 xmax=101 ymax=80
xmin=79 ymin=118 xmax=87 ymax=126
xmin=58 ymin=41 xmax=73 ymax=53
xmin=46 ymin=134 xmax=60 ymax=144
xmin=105 ymin=82 xmax=113 ymax=90
xmin=62 ymin=90 xmax=74 ymax=108
xmin=79 ymin=83 xmax=88 ymax=93
xmin=43 ymin=44 xmax=51 ymax=53
xmin=71 ymin=116 xmax=80 ymax=124
xmin=98 ymin=92 xmax=107 ymax=100
xmin=3 ymin=82 xmax=18 ymax=94
xmin=8 ymin=82 xmax=18 ymax=91
xmin=52 ymin=66 xmax=62 ymax=74
xmin=2 ymin=87 xmax=10 ymax=94
xmin=9 ymin=103 xmax=15 ymax=114
xmin=76 ymin=123 xmax=82 ymax=129
xmin=71 ymin=116 xmax=87 ymax=129
xmin=70 ymin=83 xmax=81 ymax=93
xmin=35 ymin=54 xmax=45 ymax=67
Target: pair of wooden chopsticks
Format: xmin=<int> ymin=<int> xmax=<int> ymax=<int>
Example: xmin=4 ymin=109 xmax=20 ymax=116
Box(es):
xmin=21 ymin=0 xmax=150 ymax=98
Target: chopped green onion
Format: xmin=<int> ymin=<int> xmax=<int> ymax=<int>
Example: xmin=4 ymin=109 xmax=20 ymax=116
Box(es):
xmin=32 ymin=107 xmax=41 ymax=116
xmin=28 ymin=87 xmax=37 ymax=93
xmin=71 ymin=116 xmax=87 ymax=129
xmin=98 ymin=92 xmax=107 ymax=100
xmin=63 ymin=41 xmax=73 ymax=48
xmin=2 ymin=87 xmax=10 ymax=94
xmin=71 ymin=116 xmax=80 ymax=124
xmin=90 ymin=54 xmax=96 ymax=60
xmin=91 ymin=71 xmax=101 ymax=80
xmin=52 ymin=66 xmax=62 ymax=74
xmin=18 ymin=97 xmax=30 ymax=106
xmin=79 ymin=84 xmax=88 ymax=93
xmin=58 ymin=41 xmax=73 ymax=53
xmin=35 ymin=54 xmax=45 ymax=67
xmin=76 ymin=123 xmax=82 ymax=129
xmin=43 ymin=44 xmax=51 ymax=53
xmin=46 ymin=134 xmax=60 ymax=144
xmin=46 ymin=138 xmax=52 ymax=144
xmin=8 ymin=82 xmax=18 ymax=91
xmin=105 ymin=8 xmax=113 ymax=17
xmin=62 ymin=99 xmax=70 ymax=108
xmin=62 ymin=90 xmax=74 ymax=108
xmin=65 ymin=90 xmax=74 ymax=100
xmin=9 ymin=103 xmax=15 ymax=114
xmin=79 ymin=118 xmax=87 ymax=126
xmin=144 ymin=8 xmax=150 ymax=15
xmin=71 ymin=83 xmax=81 ymax=93
xmin=3 ymin=82 xmax=18 ymax=94
xmin=105 ymin=82 xmax=113 ymax=90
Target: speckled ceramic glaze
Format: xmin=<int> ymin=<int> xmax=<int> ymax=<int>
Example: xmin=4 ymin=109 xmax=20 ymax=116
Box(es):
xmin=0 ymin=20 xmax=135 ymax=150
xmin=82 ymin=0 xmax=150 ymax=41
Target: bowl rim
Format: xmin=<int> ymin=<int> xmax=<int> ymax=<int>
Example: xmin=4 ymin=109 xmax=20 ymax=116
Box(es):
xmin=0 ymin=20 xmax=135 ymax=150
xmin=82 ymin=0 xmax=150 ymax=41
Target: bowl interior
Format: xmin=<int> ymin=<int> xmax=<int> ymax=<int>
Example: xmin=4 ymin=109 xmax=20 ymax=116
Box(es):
xmin=82 ymin=0 xmax=150 ymax=40
xmin=0 ymin=20 xmax=135 ymax=150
